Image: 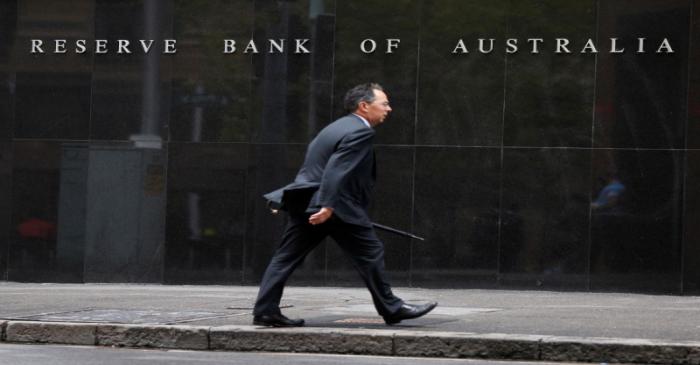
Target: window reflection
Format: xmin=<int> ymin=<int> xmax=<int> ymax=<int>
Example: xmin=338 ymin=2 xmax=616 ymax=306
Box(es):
xmin=594 ymin=0 xmax=689 ymax=149
xmin=251 ymin=0 xmax=335 ymax=143
xmin=0 ymin=0 xmax=16 ymax=140
xmin=590 ymin=150 xmax=683 ymax=292
xmin=169 ymin=0 xmax=253 ymax=143
xmin=0 ymin=143 xmax=10 ymax=279
xmin=14 ymin=0 xmax=93 ymax=139
xmin=165 ymin=144 xmax=247 ymax=284
xmin=504 ymin=0 xmax=596 ymax=148
xmin=683 ymin=1 xmax=700 ymax=294
xmin=499 ymin=149 xmax=589 ymax=289
xmin=9 ymin=142 xmax=62 ymax=281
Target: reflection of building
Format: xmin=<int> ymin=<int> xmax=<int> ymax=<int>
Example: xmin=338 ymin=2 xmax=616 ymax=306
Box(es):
xmin=1 ymin=0 xmax=700 ymax=295
xmin=64 ymin=144 xmax=166 ymax=283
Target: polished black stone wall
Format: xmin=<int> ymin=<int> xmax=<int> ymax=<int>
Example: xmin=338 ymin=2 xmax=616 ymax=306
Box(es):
xmin=1 ymin=0 xmax=698 ymax=294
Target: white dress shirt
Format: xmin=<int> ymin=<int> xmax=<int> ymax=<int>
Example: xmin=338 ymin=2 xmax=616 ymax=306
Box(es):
xmin=352 ymin=113 xmax=372 ymax=128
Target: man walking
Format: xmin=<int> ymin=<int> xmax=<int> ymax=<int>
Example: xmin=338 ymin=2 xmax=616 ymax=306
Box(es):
xmin=253 ymin=83 xmax=437 ymax=327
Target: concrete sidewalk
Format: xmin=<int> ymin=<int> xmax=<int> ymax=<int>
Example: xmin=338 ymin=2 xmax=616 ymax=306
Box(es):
xmin=1 ymin=283 xmax=700 ymax=364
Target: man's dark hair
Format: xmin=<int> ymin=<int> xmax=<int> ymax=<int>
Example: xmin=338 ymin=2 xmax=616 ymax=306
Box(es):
xmin=343 ymin=83 xmax=384 ymax=113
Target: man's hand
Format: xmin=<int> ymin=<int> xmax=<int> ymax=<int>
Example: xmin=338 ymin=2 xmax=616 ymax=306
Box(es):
xmin=309 ymin=207 xmax=333 ymax=225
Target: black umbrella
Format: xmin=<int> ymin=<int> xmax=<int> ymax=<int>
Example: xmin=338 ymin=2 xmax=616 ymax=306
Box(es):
xmin=372 ymin=222 xmax=425 ymax=241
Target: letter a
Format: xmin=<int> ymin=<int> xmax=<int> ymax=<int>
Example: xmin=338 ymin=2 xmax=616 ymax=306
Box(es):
xmin=580 ymin=39 xmax=598 ymax=53
xmin=656 ymin=38 xmax=674 ymax=53
xmin=452 ymin=39 xmax=468 ymax=54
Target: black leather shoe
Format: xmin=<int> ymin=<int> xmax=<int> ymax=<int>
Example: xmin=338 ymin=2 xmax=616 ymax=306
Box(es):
xmin=253 ymin=313 xmax=305 ymax=327
xmin=383 ymin=302 xmax=438 ymax=325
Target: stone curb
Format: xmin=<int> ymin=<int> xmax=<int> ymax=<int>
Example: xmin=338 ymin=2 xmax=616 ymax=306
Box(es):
xmin=3 ymin=321 xmax=700 ymax=364
xmin=5 ymin=321 xmax=96 ymax=345
xmin=96 ymin=324 xmax=209 ymax=350
xmin=210 ymin=326 xmax=393 ymax=355
xmin=392 ymin=331 xmax=543 ymax=360
xmin=540 ymin=336 xmax=700 ymax=365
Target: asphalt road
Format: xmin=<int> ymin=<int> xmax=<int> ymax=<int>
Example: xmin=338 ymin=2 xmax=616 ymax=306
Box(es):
xmin=0 ymin=344 xmax=605 ymax=365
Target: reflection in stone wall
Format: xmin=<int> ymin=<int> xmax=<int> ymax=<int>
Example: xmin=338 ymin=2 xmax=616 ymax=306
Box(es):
xmin=1 ymin=0 xmax=698 ymax=294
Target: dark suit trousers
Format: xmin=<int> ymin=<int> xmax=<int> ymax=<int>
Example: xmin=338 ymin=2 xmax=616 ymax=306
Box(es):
xmin=253 ymin=212 xmax=404 ymax=318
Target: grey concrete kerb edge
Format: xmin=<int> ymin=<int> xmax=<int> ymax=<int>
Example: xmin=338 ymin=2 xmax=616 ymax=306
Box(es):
xmin=5 ymin=321 xmax=96 ymax=345
xmin=96 ymin=324 xmax=209 ymax=350
xmin=0 ymin=320 xmax=7 ymax=342
xmin=539 ymin=336 xmax=700 ymax=364
xmin=5 ymin=321 xmax=700 ymax=364
xmin=392 ymin=331 xmax=544 ymax=360
xmin=210 ymin=326 xmax=394 ymax=355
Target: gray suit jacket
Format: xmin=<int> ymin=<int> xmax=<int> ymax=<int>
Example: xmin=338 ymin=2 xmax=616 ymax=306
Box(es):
xmin=264 ymin=114 xmax=376 ymax=227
